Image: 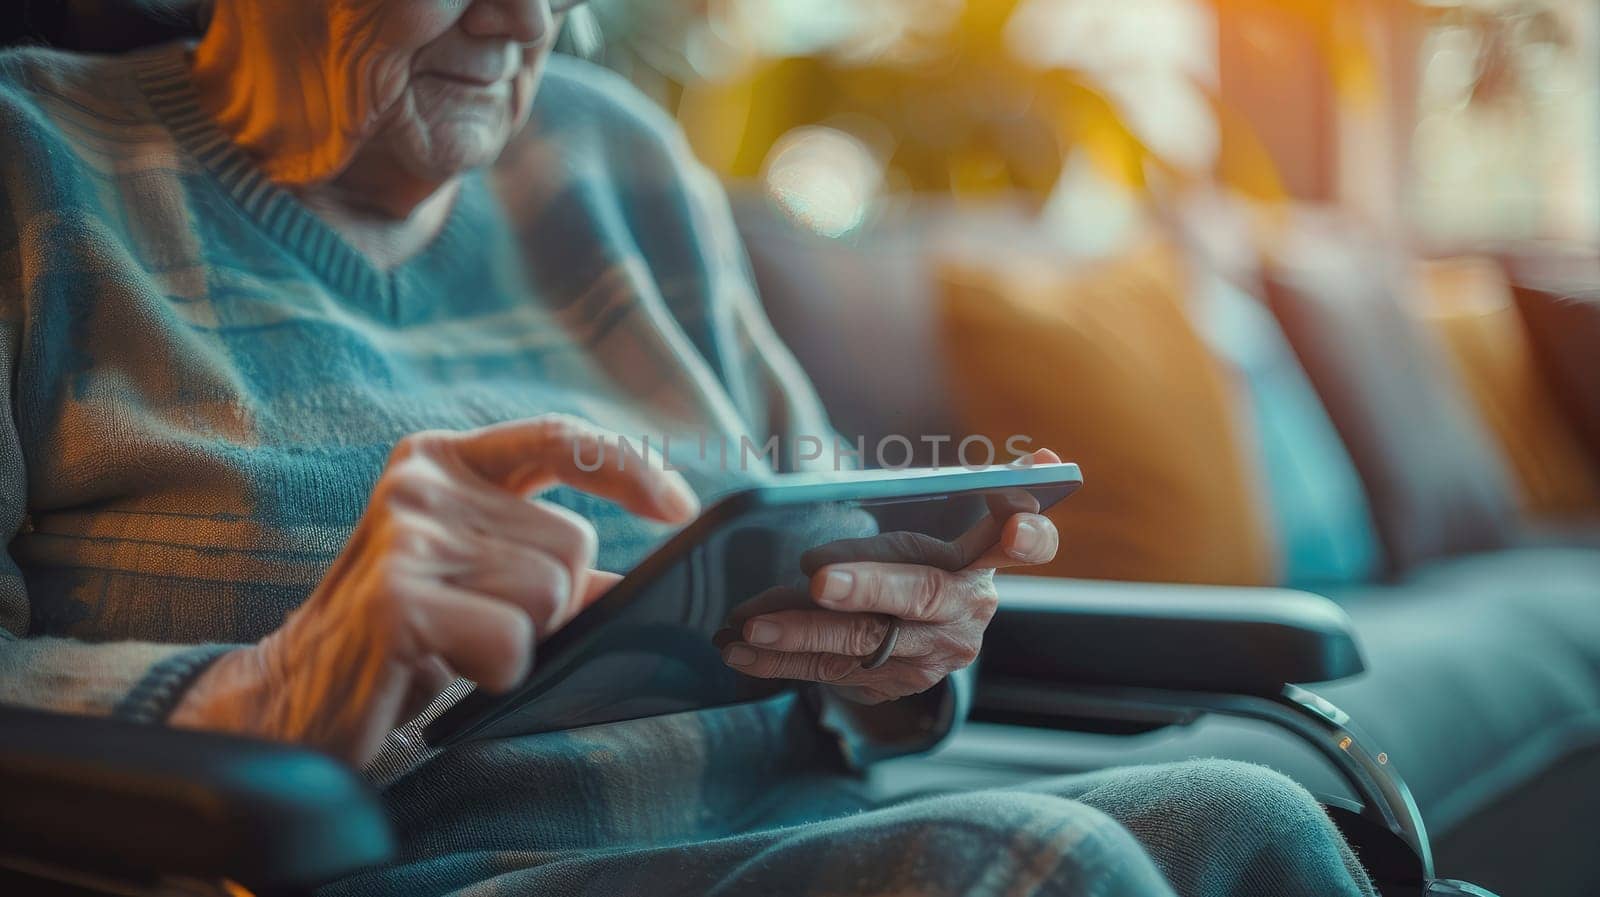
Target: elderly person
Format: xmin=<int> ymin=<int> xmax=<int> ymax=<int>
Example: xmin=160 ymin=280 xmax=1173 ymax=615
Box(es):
xmin=0 ymin=1 xmax=1374 ymax=895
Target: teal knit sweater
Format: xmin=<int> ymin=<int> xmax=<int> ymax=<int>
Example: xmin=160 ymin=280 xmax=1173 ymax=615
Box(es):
xmin=0 ymin=42 xmax=959 ymax=784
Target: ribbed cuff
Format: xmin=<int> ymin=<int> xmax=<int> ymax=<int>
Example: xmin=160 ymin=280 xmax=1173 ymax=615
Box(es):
xmin=810 ymin=665 xmax=969 ymax=771
xmin=111 ymin=644 xmax=240 ymax=724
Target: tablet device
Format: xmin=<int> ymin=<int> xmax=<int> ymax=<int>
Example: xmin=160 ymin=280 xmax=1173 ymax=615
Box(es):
xmin=423 ymin=462 xmax=1083 ymax=747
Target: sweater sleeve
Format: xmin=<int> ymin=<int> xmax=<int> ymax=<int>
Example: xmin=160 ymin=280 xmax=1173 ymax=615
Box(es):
xmin=810 ymin=667 xmax=974 ymax=770
xmin=0 ymin=409 xmax=236 ymax=722
xmin=0 ymin=635 xmax=236 ymax=722
xmin=0 ymin=73 xmax=238 ymax=723
xmin=0 ymin=323 xmax=237 ymax=723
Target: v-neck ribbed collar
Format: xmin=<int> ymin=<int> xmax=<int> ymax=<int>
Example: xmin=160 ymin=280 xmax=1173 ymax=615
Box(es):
xmin=131 ymin=42 xmax=488 ymax=321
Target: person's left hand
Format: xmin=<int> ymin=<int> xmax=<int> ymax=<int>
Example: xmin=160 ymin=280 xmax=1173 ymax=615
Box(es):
xmin=718 ymin=449 xmax=1062 ymax=704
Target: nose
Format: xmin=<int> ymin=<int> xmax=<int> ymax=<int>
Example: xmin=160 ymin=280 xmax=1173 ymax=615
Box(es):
xmin=460 ymin=0 xmax=553 ymax=46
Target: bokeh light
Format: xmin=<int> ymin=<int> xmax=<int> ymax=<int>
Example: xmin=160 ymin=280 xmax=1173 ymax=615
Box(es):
xmin=761 ymin=125 xmax=886 ymax=237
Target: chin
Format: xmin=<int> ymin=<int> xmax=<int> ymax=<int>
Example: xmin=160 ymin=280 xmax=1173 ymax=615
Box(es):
xmin=401 ymin=75 xmax=539 ymax=180
xmin=420 ymin=121 xmax=513 ymax=176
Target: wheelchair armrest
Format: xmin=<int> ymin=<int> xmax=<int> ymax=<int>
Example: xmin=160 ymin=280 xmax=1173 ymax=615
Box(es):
xmin=971 ymin=577 xmax=1437 ymax=884
xmin=0 ymin=705 xmax=394 ymax=892
xmin=981 ymin=576 xmax=1365 ymax=695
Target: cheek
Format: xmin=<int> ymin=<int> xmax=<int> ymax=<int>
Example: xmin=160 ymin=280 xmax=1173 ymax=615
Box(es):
xmin=346 ymin=0 xmax=463 ymax=44
xmin=398 ymin=83 xmax=518 ymax=171
xmin=361 ymin=56 xmax=409 ymax=123
xmin=334 ymin=2 xmax=461 ymax=124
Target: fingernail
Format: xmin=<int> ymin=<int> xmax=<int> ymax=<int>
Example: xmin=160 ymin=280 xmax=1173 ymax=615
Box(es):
xmin=1008 ymin=517 xmax=1044 ymax=560
xmin=747 ymin=620 xmax=781 ymax=645
xmin=819 ymin=569 xmax=854 ymax=604
xmin=724 ymin=645 xmax=756 ymax=667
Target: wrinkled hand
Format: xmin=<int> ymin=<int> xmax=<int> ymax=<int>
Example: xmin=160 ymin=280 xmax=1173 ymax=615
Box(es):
xmin=720 ymin=449 xmax=1062 ymax=704
xmin=170 ymin=415 xmax=699 ymax=765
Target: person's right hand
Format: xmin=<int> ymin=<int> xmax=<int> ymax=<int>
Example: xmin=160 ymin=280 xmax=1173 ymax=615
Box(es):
xmin=169 ymin=415 xmax=700 ymax=765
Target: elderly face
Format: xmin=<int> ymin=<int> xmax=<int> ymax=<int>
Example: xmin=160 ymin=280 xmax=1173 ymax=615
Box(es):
xmin=228 ymin=0 xmax=561 ymax=184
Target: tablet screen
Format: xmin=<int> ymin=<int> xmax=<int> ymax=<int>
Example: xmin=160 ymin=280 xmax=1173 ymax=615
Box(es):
xmin=425 ymin=467 xmax=1080 ymax=745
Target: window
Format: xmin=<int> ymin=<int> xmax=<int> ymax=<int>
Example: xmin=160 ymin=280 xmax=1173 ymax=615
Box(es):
xmin=1409 ymin=0 xmax=1600 ymax=242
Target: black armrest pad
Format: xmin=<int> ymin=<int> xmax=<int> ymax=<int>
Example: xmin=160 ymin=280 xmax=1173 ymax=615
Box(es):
xmin=0 ymin=706 xmax=393 ymax=889
xmin=982 ymin=577 xmax=1365 ymax=695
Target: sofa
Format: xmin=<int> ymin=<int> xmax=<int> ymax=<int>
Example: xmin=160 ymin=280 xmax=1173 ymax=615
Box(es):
xmin=732 ymin=190 xmax=1600 ymax=897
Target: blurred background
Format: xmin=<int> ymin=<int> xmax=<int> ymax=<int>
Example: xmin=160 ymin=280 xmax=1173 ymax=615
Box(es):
xmin=562 ymin=0 xmax=1600 ymax=591
xmin=567 ymin=0 xmax=1598 ymax=246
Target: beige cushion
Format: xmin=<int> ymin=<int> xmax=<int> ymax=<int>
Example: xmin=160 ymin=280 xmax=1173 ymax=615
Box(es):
xmin=1416 ymin=257 xmax=1600 ymax=520
xmin=1511 ymin=279 xmax=1600 ymax=474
